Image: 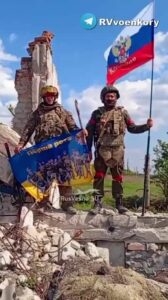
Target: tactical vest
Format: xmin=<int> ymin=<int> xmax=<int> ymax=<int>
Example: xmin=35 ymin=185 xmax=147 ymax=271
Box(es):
xmin=95 ymin=106 xmax=126 ymax=147
xmin=34 ymin=105 xmax=68 ymax=143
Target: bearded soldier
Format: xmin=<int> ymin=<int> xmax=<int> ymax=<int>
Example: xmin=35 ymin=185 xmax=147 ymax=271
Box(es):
xmin=86 ymin=85 xmax=153 ymax=214
xmin=15 ymin=85 xmax=79 ymax=214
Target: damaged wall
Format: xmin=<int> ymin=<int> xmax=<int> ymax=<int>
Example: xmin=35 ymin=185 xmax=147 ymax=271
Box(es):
xmin=12 ymin=31 xmax=61 ymax=136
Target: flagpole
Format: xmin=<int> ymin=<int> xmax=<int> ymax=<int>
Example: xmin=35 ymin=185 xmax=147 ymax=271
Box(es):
xmin=142 ymin=0 xmax=155 ymax=216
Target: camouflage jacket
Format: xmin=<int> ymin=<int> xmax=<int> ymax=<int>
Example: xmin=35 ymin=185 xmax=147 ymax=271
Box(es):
xmin=19 ymin=102 xmax=78 ymax=146
xmin=86 ymin=106 xmax=149 ymax=151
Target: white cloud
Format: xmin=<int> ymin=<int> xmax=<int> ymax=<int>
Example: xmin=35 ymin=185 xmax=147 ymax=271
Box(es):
xmin=0 ymin=37 xmax=18 ymax=124
xmin=154 ymin=32 xmax=168 ymax=73
xmin=9 ymin=33 xmax=17 ymax=43
xmin=155 ymin=31 xmax=168 ymax=52
xmin=0 ymin=101 xmax=15 ymax=125
xmin=65 ymin=31 xmax=168 ymax=130
xmin=65 ymin=78 xmax=168 ymax=130
xmin=65 ymin=80 xmax=167 ymax=172
xmin=0 ymin=39 xmax=18 ymax=62
xmin=0 ymin=66 xmax=17 ymax=97
xmin=64 ymin=31 xmax=168 ymax=172
xmin=118 ymin=79 xmax=168 ymax=130
xmin=65 ymin=86 xmax=102 ymax=127
xmin=124 ymin=31 xmax=168 ymax=77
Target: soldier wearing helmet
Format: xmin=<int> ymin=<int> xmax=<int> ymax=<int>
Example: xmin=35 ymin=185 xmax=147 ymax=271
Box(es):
xmin=86 ymin=85 xmax=153 ymax=214
xmin=15 ymin=85 xmax=79 ymax=214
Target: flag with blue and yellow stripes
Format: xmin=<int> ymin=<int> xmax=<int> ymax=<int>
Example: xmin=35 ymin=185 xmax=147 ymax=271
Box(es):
xmin=9 ymin=129 xmax=93 ymax=201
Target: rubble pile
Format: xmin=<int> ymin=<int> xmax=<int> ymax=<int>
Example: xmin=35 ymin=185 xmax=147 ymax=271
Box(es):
xmin=0 ymin=123 xmax=31 ymax=184
xmin=0 ymin=211 xmax=168 ymax=300
xmin=0 ymin=215 xmax=107 ymax=300
xmin=56 ymin=258 xmax=168 ymax=300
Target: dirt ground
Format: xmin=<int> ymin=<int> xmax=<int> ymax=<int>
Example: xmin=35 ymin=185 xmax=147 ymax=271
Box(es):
xmin=48 ymin=258 xmax=167 ymax=300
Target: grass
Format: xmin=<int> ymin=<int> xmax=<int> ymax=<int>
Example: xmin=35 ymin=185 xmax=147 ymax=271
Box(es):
xmin=73 ymin=174 xmax=163 ymax=211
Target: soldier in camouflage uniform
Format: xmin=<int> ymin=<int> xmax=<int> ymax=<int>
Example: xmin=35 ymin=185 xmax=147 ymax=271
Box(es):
xmin=15 ymin=85 xmax=79 ymax=214
xmin=86 ymin=85 xmax=153 ymax=214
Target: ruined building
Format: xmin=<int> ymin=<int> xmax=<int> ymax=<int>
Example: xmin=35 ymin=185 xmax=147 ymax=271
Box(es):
xmin=12 ymin=31 xmax=61 ymax=135
xmin=0 ymin=31 xmax=61 ymax=183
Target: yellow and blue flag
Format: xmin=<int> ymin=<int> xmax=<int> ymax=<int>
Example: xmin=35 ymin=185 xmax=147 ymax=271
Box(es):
xmin=9 ymin=130 xmax=93 ymax=201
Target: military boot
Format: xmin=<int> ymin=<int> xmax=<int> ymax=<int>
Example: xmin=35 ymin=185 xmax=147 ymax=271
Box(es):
xmin=61 ymin=202 xmax=77 ymax=215
xmin=65 ymin=205 xmax=77 ymax=215
xmin=90 ymin=197 xmax=102 ymax=215
xmin=115 ymin=196 xmax=128 ymax=214
xmin=90 ymin=203 xmax=102 ymax=215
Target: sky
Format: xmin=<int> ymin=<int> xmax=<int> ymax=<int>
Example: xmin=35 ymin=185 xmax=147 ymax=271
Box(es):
xmin=0 ymin=0 xmax=167 ymax=173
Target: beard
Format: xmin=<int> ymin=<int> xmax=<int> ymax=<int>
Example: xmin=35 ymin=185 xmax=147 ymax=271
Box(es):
xmin=104 ymin=100 xmax=117 ymax=108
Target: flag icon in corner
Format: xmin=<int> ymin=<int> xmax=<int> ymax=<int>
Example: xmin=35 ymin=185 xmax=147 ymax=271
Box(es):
xmin=81 ymin=13 xmax=97 ymax=30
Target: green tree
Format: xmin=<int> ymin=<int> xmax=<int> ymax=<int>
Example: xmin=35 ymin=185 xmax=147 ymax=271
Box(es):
xmin=153 ymin=139 xmax=168 ymax=203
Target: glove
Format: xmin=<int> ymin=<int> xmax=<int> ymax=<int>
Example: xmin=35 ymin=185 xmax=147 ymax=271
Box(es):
xmin=147 ymin=118 xmax=153 ymax=128
xmin=14 ymin=144 xmax=23 ymax=154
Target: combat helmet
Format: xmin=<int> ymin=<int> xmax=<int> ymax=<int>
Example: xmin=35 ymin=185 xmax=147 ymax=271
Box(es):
xmin=40 ymin=85 xmax=59 ymax=98
xmin=100 ymin=85 xmax=120 ymax=101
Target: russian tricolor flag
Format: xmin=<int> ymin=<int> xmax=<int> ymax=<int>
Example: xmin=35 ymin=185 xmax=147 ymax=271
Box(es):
xmin=104 ymin=2 xmax=154 ymax=84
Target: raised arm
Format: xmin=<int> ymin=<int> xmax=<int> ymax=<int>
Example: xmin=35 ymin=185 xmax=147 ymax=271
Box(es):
xmin=124 ymin=109 xmax=153 ymax=134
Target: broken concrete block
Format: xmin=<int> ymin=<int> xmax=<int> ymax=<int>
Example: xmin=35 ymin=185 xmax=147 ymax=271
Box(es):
xmin=49 ymin=246 xmax=59 ymax=263
xmin=15 ymin=286 xmax=41 ymax=300
xmin=20 ymin=206 xmax=33 ymax=227
xmin=17 ymin=257 xmax=30 ymax=270
xmin=23 ymin=225 xmax=39 ymax=241
xmin=71 ymin=240 xmax=81 ymax=250
xmin=85 ymin=242 xmax=99 ymax=258
xmin=97 ymin=246 xmax=110 ymax=265
xmin=0 ymin=278 xmax=15 ymax=300
xmin=18 ymin=275 xmax=28 ymax=283
xmin=52 ymin=234 xmax=61 ymax=246
xmin=0 ymin=250 xmax=12 ymax=267
xmin=62 ymin=246 xmax=76 ymax=261
xmin=44 ymin=242 xmax=51 ymax=253
xmin=75 ymin=249 xmax=88 ymax=258
xmin=147 ymin=243 xmax=159 ymax=252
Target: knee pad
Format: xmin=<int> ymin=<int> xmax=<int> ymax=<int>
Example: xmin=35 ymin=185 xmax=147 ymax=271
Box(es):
xmin=94 ymin=171 xmax=106 ymax=179
xmin=112 ymin=175 xmax=123 ymax=183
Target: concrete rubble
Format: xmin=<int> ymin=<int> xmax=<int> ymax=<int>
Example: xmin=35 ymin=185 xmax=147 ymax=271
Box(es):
xmin=51 ymin=257 xmax=168 ymax=300
xmin=0 ymin=123 xmax=31 ymax=184
xmin=0 ymin=207 xmax=168 ymax=299
xmin=0 ymin=211 xmax=111 ymax=299
xmin=1 ymin=30 xmax=167 ymax=299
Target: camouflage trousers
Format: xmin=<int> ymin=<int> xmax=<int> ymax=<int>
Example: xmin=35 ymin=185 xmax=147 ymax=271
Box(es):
xmin=93 ymin=146 xmax=124 ymax=204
